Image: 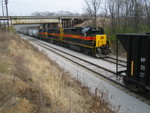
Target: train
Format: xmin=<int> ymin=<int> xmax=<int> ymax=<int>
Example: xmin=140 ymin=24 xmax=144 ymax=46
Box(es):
xmin=20 ymin=27 xmax=150 ymax=96
xmin=21 ymin=27 xmax=111 ymax=58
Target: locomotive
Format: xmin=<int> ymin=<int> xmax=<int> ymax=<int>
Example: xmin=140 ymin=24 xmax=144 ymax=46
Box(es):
xmin=38 ymin=27 xmax=111 ymax=58
xmin=20 ymin=27 xmax=150 ymax=96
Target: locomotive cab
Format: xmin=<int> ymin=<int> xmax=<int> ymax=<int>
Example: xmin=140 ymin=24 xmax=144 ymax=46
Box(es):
xmin=82 ymin=27 xmax=111 ymax=57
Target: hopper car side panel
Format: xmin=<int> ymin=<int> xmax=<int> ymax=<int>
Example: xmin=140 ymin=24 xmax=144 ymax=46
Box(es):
xmin=117 ymin=33 xmax=150 ymax=92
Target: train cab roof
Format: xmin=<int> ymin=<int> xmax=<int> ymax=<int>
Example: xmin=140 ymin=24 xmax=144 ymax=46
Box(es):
xmin=63 ymin=27 xmax=82 ymax=35
xmin=39 ymin=28 xmax=48 ymax=32
xmin=83 ymin=27 xmax=104 ymax=34
xmin=63 ymin=27 xmax=82 ymax=31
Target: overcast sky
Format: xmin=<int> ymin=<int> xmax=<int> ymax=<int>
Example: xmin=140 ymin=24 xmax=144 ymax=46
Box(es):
xmin=1 ymin=0 xmax=84 ymax=16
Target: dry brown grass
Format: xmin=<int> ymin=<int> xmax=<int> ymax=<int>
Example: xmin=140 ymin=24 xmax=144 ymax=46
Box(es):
xmin=75 ymin=17 xmax=110 ymax=28
xmin=0 ymin=31 xmax=115 ymax=113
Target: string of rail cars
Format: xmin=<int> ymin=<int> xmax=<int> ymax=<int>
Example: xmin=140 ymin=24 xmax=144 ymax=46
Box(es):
xmin=19 ymin=27 xmax=150 ymax=98
xmin=21 ymin=27 xmax=111 ymax=58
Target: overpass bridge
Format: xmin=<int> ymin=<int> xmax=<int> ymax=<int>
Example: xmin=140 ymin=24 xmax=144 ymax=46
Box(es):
xmin=0 ymin=16 xmax=87 ymax=28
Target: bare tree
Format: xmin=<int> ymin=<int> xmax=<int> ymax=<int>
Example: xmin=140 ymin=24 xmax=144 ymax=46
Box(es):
xmin=84 ymin=0 xmax=101 ymax=27
xmin=115 ymin=0 xmax=123 ymax=30
xmin=131 ymin=0 xmax=144 ymax=32
xmin=123 ymin=0 xmax=131 ymax=32
xmin=144 ymin=0 xmax=150 ymax=29
xmin=107 ymin=0 xmax=117 ymax=33
xmin=98 ymin=0 xmax=110 ymax=29
xmin=105 ymin=0 xmax=148 ymax=33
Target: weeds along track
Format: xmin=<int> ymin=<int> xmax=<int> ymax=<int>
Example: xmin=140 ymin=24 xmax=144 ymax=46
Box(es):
xmin=21 ymin=34 xmax=150 ymax=106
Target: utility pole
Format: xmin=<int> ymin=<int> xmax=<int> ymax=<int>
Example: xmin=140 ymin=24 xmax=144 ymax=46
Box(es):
xmin=1 ymin=0 xmax=6 ymax=30
xmin=2 ymin=0 xmax=5 ymax=17
xmin=5 ymin=0 xmax=9 ymax=30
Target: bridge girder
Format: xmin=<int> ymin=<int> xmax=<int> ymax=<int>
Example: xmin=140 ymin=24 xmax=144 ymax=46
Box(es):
xmin=0 ymin=16 xmax=87 ymax=27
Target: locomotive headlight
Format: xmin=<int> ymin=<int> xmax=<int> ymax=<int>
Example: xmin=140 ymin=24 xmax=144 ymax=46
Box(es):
xmin=97 ymin=48 xmax=101 ymax=50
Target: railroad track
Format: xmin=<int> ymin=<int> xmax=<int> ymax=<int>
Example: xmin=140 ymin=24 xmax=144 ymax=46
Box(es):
xmin=108 ymin=56 xmax=127 ymax=63
xmin=21 ymin=34 xmax=150 ymax=105
xmin=103 ymin=57 xmax=127 ymax=67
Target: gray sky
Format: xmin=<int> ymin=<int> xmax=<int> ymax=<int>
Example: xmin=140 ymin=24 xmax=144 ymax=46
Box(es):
xmin=2 ymin=0 xmax=84 ymax=16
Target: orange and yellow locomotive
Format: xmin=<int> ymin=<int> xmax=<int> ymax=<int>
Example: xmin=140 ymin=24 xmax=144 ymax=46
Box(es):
xmin=39 ymin=27 xmax=111 ymax=58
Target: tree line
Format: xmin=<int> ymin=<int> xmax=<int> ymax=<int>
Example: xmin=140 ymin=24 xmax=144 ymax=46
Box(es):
xmin=31 ymin=0 xmax=150 ymax=35
xmin=84 ymin=0 xmax=150 ymax=34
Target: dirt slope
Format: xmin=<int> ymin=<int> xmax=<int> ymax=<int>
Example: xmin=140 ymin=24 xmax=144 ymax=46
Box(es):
xmin=0 ymin=31 xmax=114 ymax=113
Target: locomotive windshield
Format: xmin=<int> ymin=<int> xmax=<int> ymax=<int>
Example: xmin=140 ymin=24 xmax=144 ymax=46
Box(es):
xmin=82 ymin=27 xmax=104 ymax=36
xmin=82 ymin=27 xmax=90 ymax=34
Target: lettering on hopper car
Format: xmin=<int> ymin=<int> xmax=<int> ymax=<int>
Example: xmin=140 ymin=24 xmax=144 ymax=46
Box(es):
xmin=139 ymin=57 xmax=146 ymax=78
xmin=141 ymin=57 xmax=146 ymax=63
xmin=140 ymin=72 xmax=145 ymax=78
xmin=140 ymin=65 xmax=146 ymax=71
